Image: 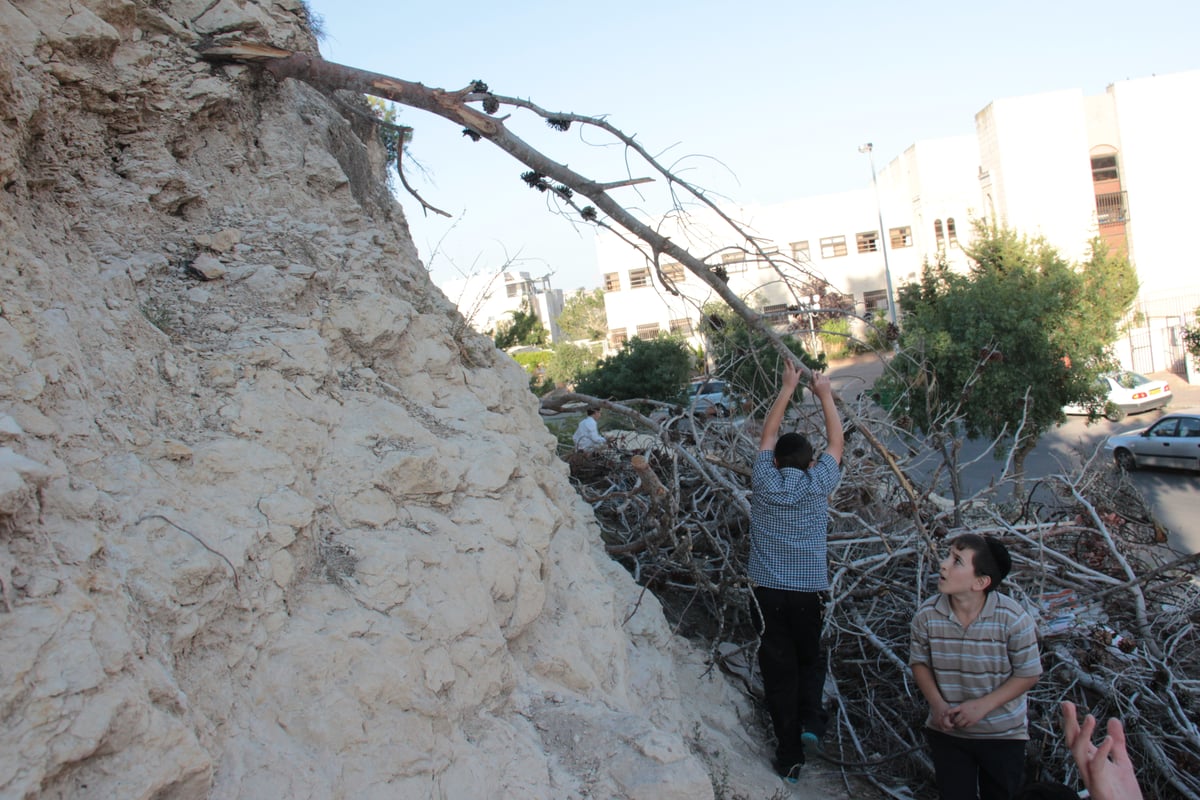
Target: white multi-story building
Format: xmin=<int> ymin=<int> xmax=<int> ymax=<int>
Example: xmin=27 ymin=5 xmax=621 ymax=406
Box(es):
xmin=596 ymin=70 xmax=1200 ymax=375
xmin=595 ymin=141 xmax=980 ymax=355
xmin=440 ymin=270 xmax=564 ymax=344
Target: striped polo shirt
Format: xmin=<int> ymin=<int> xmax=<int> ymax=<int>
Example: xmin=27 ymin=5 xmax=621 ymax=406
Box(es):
xmin=909 ymin=591 xmax=1043 ymax=740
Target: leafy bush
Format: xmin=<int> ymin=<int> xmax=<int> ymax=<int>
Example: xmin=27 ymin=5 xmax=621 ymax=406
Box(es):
xmin=857 ymin=310 xmax=892 ymax=354
xmin=1185 ymin=307 xmax=1200 ymax=361
xmin=818 ymin=317 xmax=851 ymax=359
xmin=510 ymin=350 xmax=554 ymax=394
xmin=574 ymin=336 xmax=693 ymax=403
xmin=545 ymin=341 xmax=600 ymax=387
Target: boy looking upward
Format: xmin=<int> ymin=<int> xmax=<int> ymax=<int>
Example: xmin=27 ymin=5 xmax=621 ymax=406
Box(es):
xmin=748 ymin=361 xmax=843 ymax=782
xmin=910 ymin=534 xmax=1043 ymax=800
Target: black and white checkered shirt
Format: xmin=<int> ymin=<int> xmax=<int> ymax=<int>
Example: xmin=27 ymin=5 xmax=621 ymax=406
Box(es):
xmin=748 ymin=451 xmax=840 ymax=591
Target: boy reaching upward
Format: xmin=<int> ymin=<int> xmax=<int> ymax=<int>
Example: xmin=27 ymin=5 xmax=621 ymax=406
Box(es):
xmin=910 ymin=534 xmax=1043 ymax=800
xmin=748 ymin=361 xmax=843 ymax=782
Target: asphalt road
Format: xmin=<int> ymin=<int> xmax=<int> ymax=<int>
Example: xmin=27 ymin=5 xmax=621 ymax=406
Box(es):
xmin=826 ymin=355 xmax=1200 ymax=554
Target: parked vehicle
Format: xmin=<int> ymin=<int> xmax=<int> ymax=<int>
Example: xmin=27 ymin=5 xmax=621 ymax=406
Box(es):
xmin=1062 ymin=371 xmax=1172 ymax=422
xmin=1104 ymin=412 xmax=1200 ymax=473
xmin=689 ymin=379 xmax=734 ymax=417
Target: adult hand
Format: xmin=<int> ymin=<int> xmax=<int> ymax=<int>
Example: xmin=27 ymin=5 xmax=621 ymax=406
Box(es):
xmin=1061 ymin=701 xmax=1144 ymax=800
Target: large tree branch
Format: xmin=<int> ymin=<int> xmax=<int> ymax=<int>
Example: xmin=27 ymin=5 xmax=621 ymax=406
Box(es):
xmin=197 ymin=42 xmax=927 ymax=533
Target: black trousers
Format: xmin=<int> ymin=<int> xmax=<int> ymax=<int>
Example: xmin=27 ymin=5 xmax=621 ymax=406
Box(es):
xmin=753 ymin=586 xmax=828 ymax=765
xmin=926 ymin=729 xmax=1026 ymax=800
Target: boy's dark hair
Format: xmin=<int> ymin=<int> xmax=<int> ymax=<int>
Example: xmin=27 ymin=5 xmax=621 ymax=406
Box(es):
xmin=950 ymin=533 xmax=1012 ymax=592
xmin=774 ymin=432 xmax=813 ymax=470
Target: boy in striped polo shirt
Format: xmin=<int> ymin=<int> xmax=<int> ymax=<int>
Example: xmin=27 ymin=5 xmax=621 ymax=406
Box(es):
xmin=910 ymin=534 xmax=1043 ymax=800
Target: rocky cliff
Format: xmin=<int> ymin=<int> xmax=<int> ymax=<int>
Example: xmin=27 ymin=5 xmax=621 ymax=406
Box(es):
xmin=0 ymin=1 xmax=782 ymax=798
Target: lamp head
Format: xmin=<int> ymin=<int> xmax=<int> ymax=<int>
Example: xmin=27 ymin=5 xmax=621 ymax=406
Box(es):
xmin=858 ymin=143 xmax=873 ymax=154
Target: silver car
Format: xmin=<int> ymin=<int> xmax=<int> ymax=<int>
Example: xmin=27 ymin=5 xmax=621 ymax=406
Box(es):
xmin=1105 ymin=412 xmax=1200 ymax=473
xmin=688 ymin=379 xmax=734 ymax=417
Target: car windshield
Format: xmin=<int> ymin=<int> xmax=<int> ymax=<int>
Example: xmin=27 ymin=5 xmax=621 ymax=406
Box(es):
xmin=1113 ymin=371 xmax=1152 ymax=389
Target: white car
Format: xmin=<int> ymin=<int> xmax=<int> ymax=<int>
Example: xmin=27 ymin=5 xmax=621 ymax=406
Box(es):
xmin=1105 ymin=413 xmax=1200 ymax=473
xmin=1062 ymin=371 xmax=1172 ymax=422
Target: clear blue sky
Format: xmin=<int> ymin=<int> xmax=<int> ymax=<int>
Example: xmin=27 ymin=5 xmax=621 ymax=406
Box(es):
xmin=306 ymin=0 xmax=1199 ymax=291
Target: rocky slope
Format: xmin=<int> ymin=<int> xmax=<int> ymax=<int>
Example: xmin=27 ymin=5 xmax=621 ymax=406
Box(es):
xmin=0 ymin=1 xmax=819 ymax=798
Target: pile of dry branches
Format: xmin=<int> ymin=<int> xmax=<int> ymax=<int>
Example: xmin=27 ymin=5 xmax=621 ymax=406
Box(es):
xmin=543 ymin=389 xmax=1200 ymax=800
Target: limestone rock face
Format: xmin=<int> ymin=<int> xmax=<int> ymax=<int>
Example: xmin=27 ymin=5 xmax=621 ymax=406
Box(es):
xmin=0 ymin=2 xmax=785 ymax=798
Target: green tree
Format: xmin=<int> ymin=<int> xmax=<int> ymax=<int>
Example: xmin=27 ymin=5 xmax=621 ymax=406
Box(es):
xmin=494 ymin=302 xmax=547 ymax=349
xmin=1185 ymin=307 xmax=1200 ymax=361
xmin=574 ymin=337 xmax=693 ymax=403
xmin=701 ymin=303 xmax=825 ymax=412
xmin=545 ymin=341 xmax=599 ymax=387
xmin=510 ymin=349 xmax=554 ymax=394
xmin=556 ymin=288 xmax=608 ymax=341
xmin=879 ymin=223 xmax=1137 ymax=502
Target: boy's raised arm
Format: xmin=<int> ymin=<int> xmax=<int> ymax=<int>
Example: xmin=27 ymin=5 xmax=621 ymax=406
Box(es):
xmin=812 ymin=373 xmax=844 ymax=465
xmin=759 ymin=361 xmax=802 ymax=450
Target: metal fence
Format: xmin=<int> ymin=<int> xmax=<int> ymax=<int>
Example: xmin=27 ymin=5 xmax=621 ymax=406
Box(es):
xmin=1123 ymin=295 xmax=1199 ymax=376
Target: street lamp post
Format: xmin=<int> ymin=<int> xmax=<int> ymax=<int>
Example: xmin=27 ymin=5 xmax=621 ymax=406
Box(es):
xmin=858 ymin=143 xmax=898 ymax=327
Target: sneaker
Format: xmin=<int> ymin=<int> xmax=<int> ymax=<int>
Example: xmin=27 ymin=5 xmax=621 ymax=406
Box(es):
xmin=801 ymin=731 xmax=820 ymax=753
xmin=772 ymin=758 xmax=802 ymax=784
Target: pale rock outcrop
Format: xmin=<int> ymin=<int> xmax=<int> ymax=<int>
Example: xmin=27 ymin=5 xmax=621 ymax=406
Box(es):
xmin=0 ymin=1 xmax=814 ymax=798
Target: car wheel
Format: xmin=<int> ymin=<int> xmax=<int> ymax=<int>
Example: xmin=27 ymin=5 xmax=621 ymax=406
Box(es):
xmin=714 ymin=403 xmax=729 ymax=418
xmin=1104 ymin=403 xmax=1126 ymax=422
xmin=1114 ymin=448 xmax=1137 ymax=472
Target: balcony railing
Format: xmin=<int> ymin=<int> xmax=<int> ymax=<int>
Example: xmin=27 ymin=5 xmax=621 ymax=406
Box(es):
xmin=1096 ymin=190 xmax=1129 ymax=226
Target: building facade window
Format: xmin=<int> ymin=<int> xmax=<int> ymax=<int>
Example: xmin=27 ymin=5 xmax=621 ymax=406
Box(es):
xmin=820 ymin=235 xmax=847 ymax=258
xmin=790 ymin=240 xmax=810 ymax=262
xmin=506 ymin=283 xmax=520 ymax=298
xmin=635 ymin=322 xmax=661 ymax=339
xmin=669 ymin=318 xmax=692 ymax=334
xmin=946 ymin=217 xmax=959 ymax=247
xmin=934 ymin=219 xmax=945 ymax=250
xmin=889 ymin=226 xmax=912 ymax=249
xmin=629 ymin=268 xmax=651 ymax=288
xmin=863 ymin=289 xmax=889 ymax=312
xmin=609 ymin=328 xmax=627 ymax=347
xmin=856 ymin=231 xmax=879 ymax=254
xmin=603 ymin=272 xmax=621 ymax=292
xmin=1091 ymin=154 xmax=1119 ymax=182
xmin=661 ymin=261 xmax=685 ymax=282
xmin=721 ymin=251 xmax=747 ymax=273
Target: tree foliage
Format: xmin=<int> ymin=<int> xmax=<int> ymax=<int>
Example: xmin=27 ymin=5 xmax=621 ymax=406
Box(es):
xmin=493 ymin=302 xmax=547 ymax=349
xmin=879 ymin=223 xmax=1137 ymax=489
xmin=1184 ymin=306 xmax=1200 ymax=361
xmin=574 ymin=337 xmax=693 ymax=403
xmin=556 ymin=288 xmax=607 ymax=341
xmin=701 ymin=302 xmax=825 ymax=409
xmin=545 ymin=341 xmax=599 ymax=387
